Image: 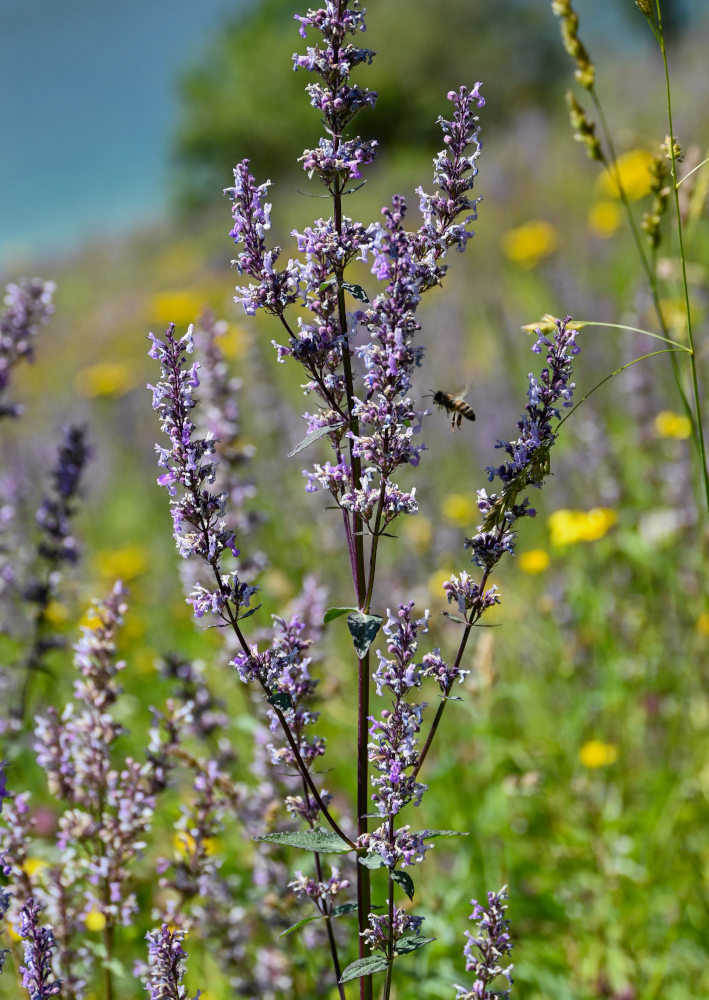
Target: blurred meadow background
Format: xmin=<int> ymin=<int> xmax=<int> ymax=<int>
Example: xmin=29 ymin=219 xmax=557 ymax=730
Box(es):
xmin=2 ymin=0 xmax=709 ymax=997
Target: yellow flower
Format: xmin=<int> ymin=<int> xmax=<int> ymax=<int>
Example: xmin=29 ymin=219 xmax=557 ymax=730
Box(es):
xmin=588 ymin=200 xmax=622 ymax=237
xmin=501 ymin=220 xmax=558 ymax=268
xmin=44 ymin=601 xmax=69 ymax=625
xmin=85 ymin=909 xmax=107 ymax=933
xmin=174 ymin=832 xmax=217 ymax=857
xmin=22 ymin=857 xmax=49 ymax=877
xmin=549 ymin=508 xmax=617 ymax=546
xmin=74 ymin=361 xmax=137 ymax=398
xmin=428 ymin=569 xmax=453 ymax=600
xmin=442 ymin=493 xmax=477 ymax=527
xmin=518 ymin=549 xmax=550 ymax=574
xmin=696 ymin=612 xmax=709 ymax=637
xmin=654 ymin=410 xmax=692 ymax=440
xmin=579 ymin=740 xmax=618 ymax=768
xmin=402 ymin=516 xmax=433 ymax=552
xmin=151 ymin=290 xmax=209 ymax=327
xmin=597 ymin=149 xmax=654 ymax=201
xmin=218 ymin=322 xmax=249 ymax=360
xmin=94 ymin=545 xmax=148 ymax=581
xmin=5 ymin=920 xmax=21 ymax=941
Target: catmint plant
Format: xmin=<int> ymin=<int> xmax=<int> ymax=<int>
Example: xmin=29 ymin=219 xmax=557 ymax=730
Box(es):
xmin=453 ymin=887 xmax=513 ymax=1000
xmin=18 ymin=896 xmax=63 ymax=1000
xmin=147 ymin=3 xmax=583 ymax=998
xmin=1 ymin=583 xmax=169 ymax=1000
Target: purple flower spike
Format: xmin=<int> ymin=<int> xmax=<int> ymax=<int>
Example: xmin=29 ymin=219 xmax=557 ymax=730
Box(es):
xmin=0 ymin=277 xmax=55 ymax=418
xmin=19 ymin=896 xmax=63 ymax=1000
xmin=149 ymin=324 xmax=257 ymax=626
xmin=453 ymin=887 xmax=513 ymax=1000
xmin=145 ymin=924 xmax=201 ymax=1000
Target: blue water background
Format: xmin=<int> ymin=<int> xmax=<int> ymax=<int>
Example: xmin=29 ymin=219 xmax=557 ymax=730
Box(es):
xmin=0 ymin=0 xmax=703 ymax=273
xmin=0 ymin=0 xmax=248 ymax=270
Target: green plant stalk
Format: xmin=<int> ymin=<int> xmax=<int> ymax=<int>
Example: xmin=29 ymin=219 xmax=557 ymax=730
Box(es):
xmin=656 ymin=0 xmax=709 ymax=514
xmin=587 ymin=79 xmax=706 ymax=512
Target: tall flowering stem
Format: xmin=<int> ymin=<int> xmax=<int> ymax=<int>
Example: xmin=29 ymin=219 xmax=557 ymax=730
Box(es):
xmin=19 ymin=896 xmax=63 ymax=1000
xmin=453 ymin=887 xmax=513 ymax=1000
xmin=415 ymin=318 xmax=580 ymax=779
xmin=225 ymin=5 xmax=484 ymax=989
xmin=148 ymin=324 xmax=353 ymax=850
xmin=144 ymin=924 xmax=201 ymax=1000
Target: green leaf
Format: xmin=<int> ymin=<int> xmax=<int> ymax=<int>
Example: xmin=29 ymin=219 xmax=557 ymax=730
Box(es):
xmin=394 ymin=934 xmax=436 ymax=956
xmin=342 ymin=281 xmax=370 ymax=303
xmin=347 ymin=612 xmax=383 ymax=659
xmin=358 ymin=853 xmax=386 ymax=870
xmin=442 ymin=611 xmax=467 ymax=625
xmin=331 ymin=902 xmax=358 ymax=918
xmin=390 ymin=869 xmax=415 ymax=900
xmin=339 ymin=956 xmax=390 ymax=983
xmin=287 ymin=421 xmax=345 ymax=458
xmin=267 ymin=692 xmax=293 ymax=712
xmin=279 ymin=914 xmax=320 ymax=937
xmin=324 ymin=606 xmax=357 ymax=625
xmin=420 ymin=829 xmax=469 ymax=839
xmin=255 ymin=830 xmax=351 ymax=853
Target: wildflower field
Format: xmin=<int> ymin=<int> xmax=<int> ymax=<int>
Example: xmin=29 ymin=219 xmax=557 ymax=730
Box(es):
xmin=1 ymin=2 xmax=708 ymax=999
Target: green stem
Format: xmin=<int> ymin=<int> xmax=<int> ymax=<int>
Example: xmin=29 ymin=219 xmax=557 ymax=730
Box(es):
xmin=588 ymin=83 xmax=698 ymax=479
xmin=574 ymin=320 xmax=689 ymax=350
xmin=557 ymin=348 xmax=687 ymax=429
xmin=656 ymin=0 xmax=709 ymax=514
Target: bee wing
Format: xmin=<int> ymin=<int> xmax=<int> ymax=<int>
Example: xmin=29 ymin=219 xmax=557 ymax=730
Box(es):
xmin=450 ymin=382 xmax=471 ymax=403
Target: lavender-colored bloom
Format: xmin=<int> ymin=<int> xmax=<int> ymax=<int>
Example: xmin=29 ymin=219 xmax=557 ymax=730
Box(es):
xmin=149 ymin=325 xmax=257 ymax=627
xmin=288 ymin=867 xmax=350 ymax=902
xmin=368 ymin=605 xmax=429 ymax=817
xmin=362 ymin=906 xmax=425 ymax=954
xmin=19 ymin=896 xmax=63 ymax=999
xmin=32 ymin=584 xmax=159 ymax=932
xmin=357 ymin=823 xmax=432 ymax=870
xmin=453 ymin=887 xmax=513 ymax=1000
xmin=438 ymin=319 xmax=580 ymax=631
xmin=145 ymin=924 xmax=200 ymax=1000
xmin=232 ymin=614 xmax=326 ymax=771
xmin=0 ymin=278 xmax=55 ymax=419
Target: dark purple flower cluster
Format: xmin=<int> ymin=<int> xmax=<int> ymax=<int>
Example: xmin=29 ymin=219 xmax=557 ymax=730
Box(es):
xmin=19 ymin=896 xmax=63 ymax=1000
xmin=454 ymin=887 xmax=513 ymax=1000
xmin=0 ymin=278 xmax=55 ymax=419
xmin=145 ymin=924 xmax=201 ymax=1000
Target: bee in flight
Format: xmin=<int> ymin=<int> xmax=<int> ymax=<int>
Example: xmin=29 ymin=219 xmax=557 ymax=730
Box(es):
xmin=431 ymin=387 xmax=475 ymax=430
